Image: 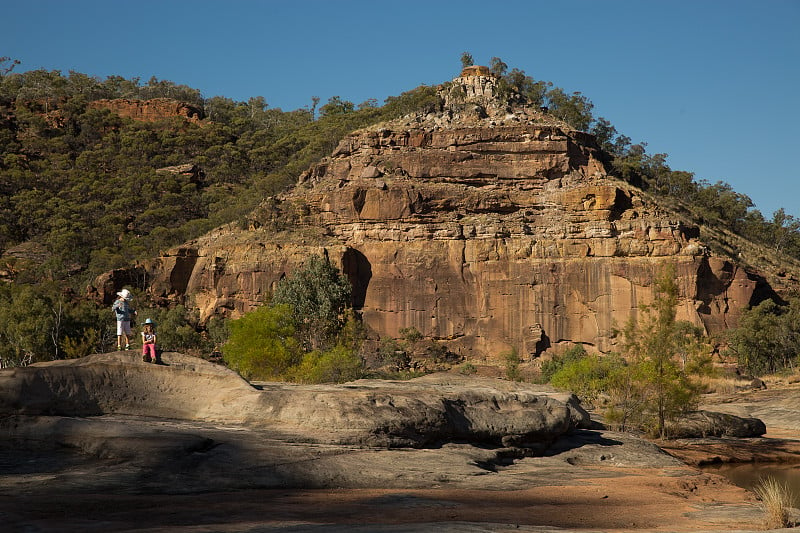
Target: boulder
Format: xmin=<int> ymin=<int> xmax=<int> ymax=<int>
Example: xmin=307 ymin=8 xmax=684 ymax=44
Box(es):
xmin=0 ymin=353 xmax=589 ymax=450
xmin=666 ymin=410 xmax=767 ymax=438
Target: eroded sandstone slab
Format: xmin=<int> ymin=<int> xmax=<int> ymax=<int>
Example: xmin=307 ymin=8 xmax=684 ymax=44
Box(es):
xmin=0 ymin=353 xmax=589 ymax=449
xmin=0 ymin=353 xmax=782 ymax=532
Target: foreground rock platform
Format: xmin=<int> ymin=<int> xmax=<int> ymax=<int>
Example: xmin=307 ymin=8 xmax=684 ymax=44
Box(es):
xmin=0 ymin=353 xmax=783 ymax=531
xmin=1 ymin=352 xmax=590 ymax=449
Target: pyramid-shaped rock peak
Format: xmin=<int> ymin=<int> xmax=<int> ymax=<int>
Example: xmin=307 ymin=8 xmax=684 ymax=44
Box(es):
xmin=126 ymin=73 xmax=780 ymax=361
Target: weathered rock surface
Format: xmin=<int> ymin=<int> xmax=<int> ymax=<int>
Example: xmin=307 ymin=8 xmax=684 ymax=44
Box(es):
xmin=101 ymin=73 xmax=793 ymax=360
xmin=702 ymin=381 xmax=800 ymax=433
xmin=87 ymin=97 xmax=204 ymax=123
xmin=666 ymin=410 xmax=767 ymax=438
xmin=657 ymin=380 xmax=800 ymax=468
xmin=0 ymin=353 xmax=589 ymax=449
xmin=1 ymin=412 xmax=772 ymax=532
xmin=0 ymin=352 xmax=777 ymax=532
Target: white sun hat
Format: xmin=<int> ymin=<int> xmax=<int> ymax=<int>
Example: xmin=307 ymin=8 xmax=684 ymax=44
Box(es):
xmin=116 ymin=288 xmax=132 ymax=300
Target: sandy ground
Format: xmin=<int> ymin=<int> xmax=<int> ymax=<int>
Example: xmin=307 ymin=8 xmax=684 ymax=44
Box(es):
xmin=3 ymin=486 xmax=759 ymax=533
xmin=1 ymin=463 xmax=768 ymax=532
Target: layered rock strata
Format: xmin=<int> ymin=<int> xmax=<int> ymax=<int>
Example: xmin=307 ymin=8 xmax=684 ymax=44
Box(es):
xmin=87 ymin=97 xmax=204 ymax=123
xmin=105 ymin=73 xmax=779 ymax=358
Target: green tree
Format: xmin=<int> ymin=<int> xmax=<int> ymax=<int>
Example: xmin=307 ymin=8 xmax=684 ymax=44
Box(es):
xmin=726 ymin=298 xmax=800 ymax=376
xmin=0 ymin=56 xmax=20 ymax=79
xmin=545 ymin=88 xmax=594 ymax=131
xmin=693 ymin=180 xmax=754 ymax=231
xmin=271 ymin=254 xmax=352 ymax=350
xmin=319 ymin=96 xmax=354 ymax=117
xmin=0 ymin=282 xmax=110 ymax=366
xmin=769 ymin=208 xmax=800 ymax=255
xmin=590 ymin=117 xmax=631 ymax=157
xmin=489 ymin=57 xmax=508 ymax=77
xmin=222 ymin=303 xmax=301 ymax=380
xmin=460 ymin=52 xmax=474 ymax=69
xmin=620 ymin=265 xmax=701 ymax=438
xmin=0 ymin=284 xmax=54 ymax=366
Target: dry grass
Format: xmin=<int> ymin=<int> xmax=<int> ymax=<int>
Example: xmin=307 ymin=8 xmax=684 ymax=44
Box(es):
xmin=753 ymin=476 xmax=794 ymax=529
xmin=697 ymin=375 xmax=745 ymax=395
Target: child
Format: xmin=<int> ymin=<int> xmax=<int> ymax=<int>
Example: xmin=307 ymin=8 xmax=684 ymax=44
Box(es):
xmin=141 ymin=318 xmax=158 ymax=363
xmin=112 ymin=288 xmax=136 ymax=350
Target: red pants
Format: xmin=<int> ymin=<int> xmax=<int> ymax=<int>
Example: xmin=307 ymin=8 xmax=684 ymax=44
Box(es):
xmin=143 ymin=344 xmax=157 ymax=360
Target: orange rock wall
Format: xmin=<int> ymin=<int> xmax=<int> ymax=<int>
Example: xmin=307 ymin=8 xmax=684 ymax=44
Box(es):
xmin=87 ymin=98 xmax=204 ymax=123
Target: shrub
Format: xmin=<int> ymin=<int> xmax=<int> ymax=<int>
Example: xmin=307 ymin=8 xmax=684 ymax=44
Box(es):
xmin=143 ymin=305 xmax=205 ymax=353
xmin=204 ymin=316 xmax=230 ymax=353
xmin=61 ymin=328 xmax=100 ymax=359
xmin=458 ymin=362 xmax=477 ymax=375
xmin=287 ymin=344 xmax=364 ymax=384
xmin=378 ymin=337 xmax=409 ymax=370
xmin=222 ymin=303 xmax=301 ymax=380
xmin=550 ymin=351 xmax=626 ymax=408
xmin=725 ymin=298 xmax=800 ymax=376
xmin=539 ymin=343 xmax=587 ymax=383
xmin=399 ymin=326 xmax=423 ymax=343
xmin=503 ymin=347 xmax=522 ymax=381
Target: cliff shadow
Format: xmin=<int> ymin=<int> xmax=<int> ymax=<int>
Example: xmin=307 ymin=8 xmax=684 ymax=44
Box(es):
xmin=341 ymin=248 xmax=372 ymax=309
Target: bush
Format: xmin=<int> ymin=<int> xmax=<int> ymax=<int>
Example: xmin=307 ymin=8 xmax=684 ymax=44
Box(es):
xmin=287 ymin=344 xmax=364 ymax=384
xmin=222 ymin=303 xmax=301 ymax=380
xmin=503 ymin=347 xmax=522 ymax=381
xmin=399 ymin=326 xmax=423 ymax=343
xmin=458 ymin=362 xmax=477 ymax=375
xmin=140 ymin=305 xmax=206 ymax=353
xmin=204 ymin=316 xmax=230 ymax=353
xmin=539 ymin=343 xmax=587 ymax=383
xmin=725 ymin=298 xmax=800 ymax=376
xmin=378 ymin=337 xmax=410 ymax=370
xmin=550 ymin=351 xmax=626 ymax=407
xmin=61 ymin=328 xmax=100 ymax=359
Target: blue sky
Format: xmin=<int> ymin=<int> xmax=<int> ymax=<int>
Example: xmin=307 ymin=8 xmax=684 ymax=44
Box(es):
xmin=4 ymin=0 xmax=799 ymax=218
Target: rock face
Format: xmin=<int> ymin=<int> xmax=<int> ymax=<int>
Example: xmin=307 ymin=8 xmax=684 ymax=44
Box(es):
xmin=105 ymin=73 xmax=782 ymax=359
xmin=87 ymin=97 xmax=204 ymax=123
xmin=0 ymin=353 xmax=589 ymax=449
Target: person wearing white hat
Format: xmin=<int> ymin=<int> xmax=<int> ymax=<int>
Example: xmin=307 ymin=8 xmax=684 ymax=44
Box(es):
xmin=111 ymin=288 xmax=137 ymax=351
xmin=141 ymin=318 xmax=158 ymax=363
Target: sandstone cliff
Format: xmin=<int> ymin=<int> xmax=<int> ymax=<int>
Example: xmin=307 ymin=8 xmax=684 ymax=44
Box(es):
xmin=102 ymin=72 xmax=789 ymax=360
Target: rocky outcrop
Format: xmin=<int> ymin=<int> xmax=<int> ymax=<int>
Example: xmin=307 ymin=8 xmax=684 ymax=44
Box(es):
xmin=0 ymin=353 xmax=589 ymax=449
xmin=0 ymin=353 xmax=776 ymax=531
xmin=104 ymin=73 xmax=784 ymax=359
xmin=666 ymin=410 xmax=767 ymax=438
xmin=87 ymin=97 xmax=204 ymax=123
